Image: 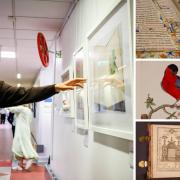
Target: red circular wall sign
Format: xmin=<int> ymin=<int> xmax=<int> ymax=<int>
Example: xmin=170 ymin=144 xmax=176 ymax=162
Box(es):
xmin=37 ymin=32 xmax=49 ymax=67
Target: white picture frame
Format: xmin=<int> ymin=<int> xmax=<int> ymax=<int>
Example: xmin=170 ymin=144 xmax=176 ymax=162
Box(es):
xmin=60 ymin=64 xmax=74 ymax=118
xmin=87 ymin=0 xmax=133 ymax=140
xmin=73 ymin=45 xmax=89 ymax=129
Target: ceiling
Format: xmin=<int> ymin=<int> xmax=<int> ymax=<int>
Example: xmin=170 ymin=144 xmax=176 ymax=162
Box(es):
xmin=0 ymin=0 xmax=74 ymax=87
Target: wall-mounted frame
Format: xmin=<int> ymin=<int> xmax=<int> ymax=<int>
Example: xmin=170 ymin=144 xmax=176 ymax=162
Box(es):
xmin=73 ymin=45 xmax=89 ymax=129
xmin=87 ymin=0 xmax=133 ymax=140
xmin=60 ymin=64 xmax=74 ymax=118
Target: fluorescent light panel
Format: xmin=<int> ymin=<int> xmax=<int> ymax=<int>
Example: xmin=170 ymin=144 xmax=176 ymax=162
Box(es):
xmin=1 ymin=51 xmax=16 ymax=58
xmin=17 ymin=73 xmax=21 ymax=79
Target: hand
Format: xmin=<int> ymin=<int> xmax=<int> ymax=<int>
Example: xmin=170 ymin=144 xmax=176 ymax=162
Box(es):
xmin=96 ymin=75 xmax=124 ymax=88
xmin=55 ymin=78 xmax=86 ymax=92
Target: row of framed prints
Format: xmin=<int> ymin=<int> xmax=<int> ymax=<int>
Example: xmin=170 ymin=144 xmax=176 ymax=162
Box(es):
xmin=58 ymin=0 xmax=133 ymax=140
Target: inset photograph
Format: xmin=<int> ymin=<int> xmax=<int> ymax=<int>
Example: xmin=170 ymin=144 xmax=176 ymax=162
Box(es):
xmin=136 ymin=0 xmax=180 ymax=58
xmin=137 ymin=61 xmax=180 ymax=119
xmin=136 ymin=122 xmax=180 ymax=180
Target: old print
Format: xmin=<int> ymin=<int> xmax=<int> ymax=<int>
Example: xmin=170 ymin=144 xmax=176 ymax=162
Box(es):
xmin=91 ymin=26 xmax=126 ymax=113
xmin=74 ymin=48 xmax=86 ymax=122
xmin=157 ymin=126 xmax=180 ymax=171
xmin=136 ymin=0 xmax=180 ymax=58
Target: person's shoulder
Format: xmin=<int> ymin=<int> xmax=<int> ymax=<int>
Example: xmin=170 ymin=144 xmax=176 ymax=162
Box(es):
xmin=0 ymin=81 xmax=3 ymax=86
xmin=0 ymin=81 xmax=4 ymax=89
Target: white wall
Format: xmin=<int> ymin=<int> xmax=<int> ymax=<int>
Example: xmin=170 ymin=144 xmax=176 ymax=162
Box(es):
xmin=50 ymin=0 xmax=133 ymax=180
xmin=32 ymin=52 xmax=55 ymax=156
xmin=31 ymin=75 xmax=40 ymax=140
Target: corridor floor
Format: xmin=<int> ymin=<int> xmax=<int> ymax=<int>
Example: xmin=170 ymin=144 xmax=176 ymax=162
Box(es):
xmin=0 ymin=124 xmax=51 ymax=180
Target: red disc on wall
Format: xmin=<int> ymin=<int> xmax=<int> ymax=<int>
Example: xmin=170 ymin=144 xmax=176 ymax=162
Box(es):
xmin=37 ymin=32 xmax=49 ymax=67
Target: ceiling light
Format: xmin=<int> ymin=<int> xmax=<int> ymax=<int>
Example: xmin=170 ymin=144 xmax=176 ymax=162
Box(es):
xmin=17 ymin=83 xmax=21 ymax=87
xmin=1 ymin=51 xmax=16 ymax=59
xmin=16 ymin=73 xmax=21 ymax=79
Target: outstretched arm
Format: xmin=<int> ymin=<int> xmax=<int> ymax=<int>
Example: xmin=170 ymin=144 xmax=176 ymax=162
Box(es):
xmin=0 ymin=81 xmax=56 ymax=108
xmin=0 ymin=78 xmax=86 ymax=108
xmin=55 ymin=78 xmax=86 ymax=91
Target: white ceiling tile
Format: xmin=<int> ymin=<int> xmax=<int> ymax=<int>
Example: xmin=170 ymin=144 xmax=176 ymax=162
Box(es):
xmin=17 ymin=39 xmax=53 ymax=48
xmin=18 ymin=56 xmax=41 ymax=69
xmin=15 ymin=0 xmax=71 ymax=18
xmin=0 ymin=29 xmax=14 ymax=38
xmin=0 ymin=17 xmax=13 ymax=28
xmin=16 ymin=17 xmax=63 ymax=31
xmin=17 ymin=44 xmax=52 ymax=65
xmin=0 ymin=0 xmax=12 ymax=16
xmin=17 ymin=50 xmax=39 ymax=62
xmin=17 ymin=47 xmax=38 ymax=56
xmin=19 ymin=60 xmax=41 ymax=70
xmin=1 ymin=46 xmax=15 ymax=52
xmin=0 ymin=39 xmax=15 ymax=47
xmin=16 ymin=30 xmax=56 ymax=41
xmin=17 ymin=39 xmax=39 ymax=48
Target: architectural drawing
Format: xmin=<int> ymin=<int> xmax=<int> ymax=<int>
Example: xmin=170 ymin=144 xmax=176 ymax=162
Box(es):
xmin=157 ymin=127 xmax=180 ymax=171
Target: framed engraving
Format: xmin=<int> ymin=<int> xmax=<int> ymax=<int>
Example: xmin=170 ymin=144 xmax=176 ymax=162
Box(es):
xmin=60 ymin=65 xmax=74 ymax=118
xmin=73 ymin=46 xmax=89 ymax=129
xmin=87 ymin=0 xmax=133 ymax=139
xmin=149 ymin=124 xmax=180 ymax=178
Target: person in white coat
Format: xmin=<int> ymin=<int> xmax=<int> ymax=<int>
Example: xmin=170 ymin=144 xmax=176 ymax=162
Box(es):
xmin=8 ymin=105 xmax=38 ymax=171
xmin=0 ymin=108 xmax=8 ymax=124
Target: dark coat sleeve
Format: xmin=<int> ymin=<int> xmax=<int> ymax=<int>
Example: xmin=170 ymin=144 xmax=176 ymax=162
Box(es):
xmin=0 ymin=81 xmax=57 ymax=108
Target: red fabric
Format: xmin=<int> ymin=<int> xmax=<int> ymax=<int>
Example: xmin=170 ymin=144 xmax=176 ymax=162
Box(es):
xmin=162 ymin=67 xmax=180 ymax=100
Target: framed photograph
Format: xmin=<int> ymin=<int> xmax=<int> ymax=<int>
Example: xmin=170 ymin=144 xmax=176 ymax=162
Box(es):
xmin=87 ymin=0 xmax=133 ymax=140
xmin=73 ymin=46 xmax=89 ymax=129
xmin=60 ymin=64 xmax=74 ymax=118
